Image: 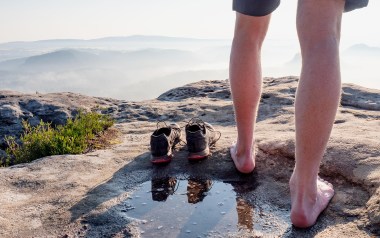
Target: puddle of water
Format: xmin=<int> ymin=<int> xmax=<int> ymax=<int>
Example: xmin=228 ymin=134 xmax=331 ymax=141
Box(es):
xmin=123 ymin=177 xmax=289 ymax=237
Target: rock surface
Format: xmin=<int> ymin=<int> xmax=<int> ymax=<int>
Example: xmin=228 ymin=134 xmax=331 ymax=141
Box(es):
xmin=0 ymin=91 xmax=119 ymax=148
xmin=0 ymin=76 xmax=379 ymax=237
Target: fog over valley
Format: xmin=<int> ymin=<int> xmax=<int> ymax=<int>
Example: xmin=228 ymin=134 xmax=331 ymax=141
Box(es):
xmin=0 ymin=36 xmax=378 ymax=100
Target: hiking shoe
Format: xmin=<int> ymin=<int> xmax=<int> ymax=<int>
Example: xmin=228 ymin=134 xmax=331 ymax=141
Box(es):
xmin=150 ymin=122 xmax=182 ymax=164
xmin=185 ymin=118 xmax=221 ymax=160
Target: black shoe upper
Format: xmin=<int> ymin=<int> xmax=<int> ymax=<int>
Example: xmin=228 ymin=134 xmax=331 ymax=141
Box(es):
xmin=150 ymin=123 xmax=181 ymax=157
xmin=185 ymin=118 xmax=220 ymax=153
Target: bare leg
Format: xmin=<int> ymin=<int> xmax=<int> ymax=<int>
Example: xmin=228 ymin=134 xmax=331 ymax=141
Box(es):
xmin=229 ymin=13 xmax=271 ymax=174
xmin=290 ymin=0 xmax=344 ymax=228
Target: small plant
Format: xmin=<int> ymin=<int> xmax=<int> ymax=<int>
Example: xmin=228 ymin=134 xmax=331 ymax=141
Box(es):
xmin=4 ymin=111 xmax=115 ymax=166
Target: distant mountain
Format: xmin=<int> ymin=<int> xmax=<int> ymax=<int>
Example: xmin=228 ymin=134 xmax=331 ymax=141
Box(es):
xmin=22 ymin=49 xmax=98 ymax=70
xmin=92 ymin=35 xmax=213 ymax=42
xmin=0 ymin=35 xmax=214 ymax=46
xmin=0 ymin=35 xmax=229 ymax=51
xmin=343 ymin=44 xmax=380 ymax=58
xmin=345 ymin=44 xmax=380 ymax=52
xmin=284 ymin=43 xmax=380 ymax=66
xmin=0 ymin=58 xmax=26 ymax=71
xmin=0 ymin=49 xmax=99 ymax=72
xmin=285 ymin=53 xmax=301 ymax=66
xmin=0 ymin=35 xmax=230 ymax=63
xmin=0 ymin=48 xmax=199 ymax=72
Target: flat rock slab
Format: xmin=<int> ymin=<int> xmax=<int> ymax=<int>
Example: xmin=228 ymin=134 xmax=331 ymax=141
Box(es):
xmin=0 ymin=77 xmax=379 ymax=237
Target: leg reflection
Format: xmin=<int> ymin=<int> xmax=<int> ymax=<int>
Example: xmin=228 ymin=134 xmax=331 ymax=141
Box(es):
xmin=187 ymin=178 xmax=213 ymax=204
xmin=236 ymin=197 xmax=254 ymax=231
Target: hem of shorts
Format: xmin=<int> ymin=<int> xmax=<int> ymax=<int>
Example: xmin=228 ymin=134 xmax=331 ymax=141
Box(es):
xmin=232 ymin=0 xmax=281 ymax=17
xmin=344 ymin=0 xmax=369 ymax=13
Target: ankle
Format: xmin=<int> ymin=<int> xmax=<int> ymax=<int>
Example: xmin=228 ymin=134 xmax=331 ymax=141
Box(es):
xmin=235 ymin=141 xmax=254 ymax=156
xmin=290 ymin=171 xmax=318 ymax=195
xmin=292 ymin=165 xmax=318 ymax=180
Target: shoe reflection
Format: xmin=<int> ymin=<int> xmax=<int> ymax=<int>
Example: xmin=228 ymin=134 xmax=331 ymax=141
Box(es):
xmin=187 ymin=178 xmax=213 ymax=204
xmin=151 ymin=177 xmax=177 ymax=202
xmin=150 ymin=178 xmax=254 ymax=231
xmin=150 ymin=177 xmax=213 ymax=204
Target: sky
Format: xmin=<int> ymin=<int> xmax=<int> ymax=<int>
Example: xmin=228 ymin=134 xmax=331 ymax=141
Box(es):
xmin=0 ymin=0 xmax=379 ymax=48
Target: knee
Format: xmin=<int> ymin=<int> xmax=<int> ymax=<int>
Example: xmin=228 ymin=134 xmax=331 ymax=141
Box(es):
xmin=299 ymin=34 xmax=340 ymax=59
xmin=233 ymin=13 xmax=270 ymax=49
xmin=297 ymin=20 xmax=341 ymax=59
xmin=296 ymin=0 xmax=343 ymax=56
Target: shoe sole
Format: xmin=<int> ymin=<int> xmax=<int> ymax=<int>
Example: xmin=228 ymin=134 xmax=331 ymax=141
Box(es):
xmin=151 ymin=155 xmax=172 ymax=164
xmin=188 ymin=148 xmax=210 ymax=161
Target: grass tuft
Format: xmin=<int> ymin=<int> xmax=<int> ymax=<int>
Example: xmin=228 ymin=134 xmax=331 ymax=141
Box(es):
xmin=3 ymin=111 xmax=115 ymax=166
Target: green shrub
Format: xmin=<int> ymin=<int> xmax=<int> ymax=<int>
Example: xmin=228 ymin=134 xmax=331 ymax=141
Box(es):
xmin=4 ymin=111 xmax=114 ymax=166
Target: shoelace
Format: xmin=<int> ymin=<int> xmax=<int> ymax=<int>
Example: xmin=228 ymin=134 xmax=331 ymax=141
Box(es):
xmin=156 ymin=120 xmax=187 ymax=146
xmin=184 ymin=117 xmax=206 ymax=129
xmin=184 ymin=117 xmax=222 ymax=145
xmin=211 ymin=130 xmax=222 ymax=146
xmin=155 ymin=118 xmax=222 ymax=146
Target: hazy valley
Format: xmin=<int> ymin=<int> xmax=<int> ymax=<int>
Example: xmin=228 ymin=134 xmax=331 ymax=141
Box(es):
xmin=0 ymin=35 xmax=379 ymax=100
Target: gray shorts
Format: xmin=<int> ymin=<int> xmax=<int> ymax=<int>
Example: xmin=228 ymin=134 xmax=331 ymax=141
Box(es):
xmin=233 ymin=0 xmax=369 ymax=16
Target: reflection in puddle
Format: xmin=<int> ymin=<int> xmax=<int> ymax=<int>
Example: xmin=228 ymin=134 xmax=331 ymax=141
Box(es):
xmin=186 ymin=179 xmax=213 ymax=204
xmin=236 ymin=198 xmax=253 ymax=231
xmin=123 ymin=177 xmax=288 ymax=237
xmin=151 ymin=177 xmax=177 ymax=202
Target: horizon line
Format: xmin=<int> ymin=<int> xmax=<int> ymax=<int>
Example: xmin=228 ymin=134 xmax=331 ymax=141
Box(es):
xmin=0 ymin=34 xmax=235 ymax=45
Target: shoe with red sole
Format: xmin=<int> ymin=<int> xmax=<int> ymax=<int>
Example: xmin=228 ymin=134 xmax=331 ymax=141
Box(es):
xmin=150 ymin=122 xmax=182 ymax=164
xmin=185 ymin=118 xmax=221 ymax=161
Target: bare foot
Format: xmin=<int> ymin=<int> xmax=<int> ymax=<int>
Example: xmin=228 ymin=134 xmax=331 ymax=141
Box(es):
xmin=290 ymin=176 xmax=335 ymax=228
xmin=230 ymin=143 xmax=255 ymax=174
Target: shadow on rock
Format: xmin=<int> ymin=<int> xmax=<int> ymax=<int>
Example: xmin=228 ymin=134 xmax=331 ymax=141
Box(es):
xmin=67 ymin=145 xmax=376 ymax=237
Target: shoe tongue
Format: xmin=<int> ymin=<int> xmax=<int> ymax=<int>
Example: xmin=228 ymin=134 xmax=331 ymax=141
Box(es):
xmin=187 ymin=118 xmax=208 ymax=133
xmin=157 ymin=121 xmax=168 ymax=129
xmin=155 ymin=127 xmax=171 ymax=136
xmin=195 ymin=123 xmax=205 ymax=132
